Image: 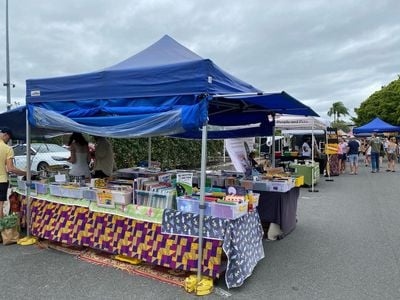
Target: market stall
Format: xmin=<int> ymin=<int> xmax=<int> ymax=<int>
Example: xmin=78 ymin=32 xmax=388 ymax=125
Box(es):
xmin=22 ymin=35 xmax=318 ymax=289
xmin=274 ymin=115 xmax=328 ymax=185
xmin=353 ymin=117 xmax=400 ymax=135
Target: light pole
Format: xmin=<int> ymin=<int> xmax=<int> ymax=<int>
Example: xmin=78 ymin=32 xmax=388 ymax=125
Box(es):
xmin=4 ymin=0 xmax=14 ymax=111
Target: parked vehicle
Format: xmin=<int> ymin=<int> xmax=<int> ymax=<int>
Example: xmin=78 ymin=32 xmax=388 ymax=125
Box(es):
xmin=13 ymin=143 xmax=72 ymax=172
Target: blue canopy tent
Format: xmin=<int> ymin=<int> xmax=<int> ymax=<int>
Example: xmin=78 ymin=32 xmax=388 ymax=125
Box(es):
xmin=353 ymin=117 xmax=400 ymax=134
xmin=26 ymin=35 xmax=317 ymax=137
xmin=25 ymin=35 xmax=318 ymax=282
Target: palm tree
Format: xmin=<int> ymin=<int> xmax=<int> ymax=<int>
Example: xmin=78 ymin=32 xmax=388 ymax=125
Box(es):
xmin=327 ymin=101 xmax=349 ymax=122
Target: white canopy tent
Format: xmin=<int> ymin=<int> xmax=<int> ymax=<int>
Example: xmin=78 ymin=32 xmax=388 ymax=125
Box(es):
xmin=273 ymin=115 xmax=330 ymax=192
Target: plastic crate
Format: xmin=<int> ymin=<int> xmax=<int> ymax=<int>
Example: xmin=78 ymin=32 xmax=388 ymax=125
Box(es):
xmin=176 ymin=197 xmax=212 ymax=216
xmin=60 ymin=186 xmax=84 ymax=199
xmin=112 ymin=189 xmax=133 ymax=205
xmin=136 ymin=190 xmax=174 ymax=209
xmin=34 ymin=182 xmax=48 ymax=194
xmin=266 ymin=181 xmax=293 ymax=192
xmin=293 ymin=175 xmax=304 ymax=187
xmin=49 ymin=184 xmax=63 ymax=197
xmin=82 ymin=188 xmax=97 ymax=201
xmin=211 ymin=202 xmax=248 ymax=219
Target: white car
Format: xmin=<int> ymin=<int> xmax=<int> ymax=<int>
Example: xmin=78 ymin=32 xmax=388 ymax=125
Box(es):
xmin=13 ymin=143 xmax=72 ymax=172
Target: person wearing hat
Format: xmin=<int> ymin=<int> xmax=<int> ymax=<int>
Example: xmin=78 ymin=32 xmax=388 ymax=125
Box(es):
xmin=346 ymin=135 xmax=360 ymax=175
xmin=0 ymin=128 xmax=26 ymax=218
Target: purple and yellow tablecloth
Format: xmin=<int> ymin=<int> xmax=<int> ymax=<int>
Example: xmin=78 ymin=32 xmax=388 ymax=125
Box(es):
xmin=20 ymin=195 xmax=264 ymax=288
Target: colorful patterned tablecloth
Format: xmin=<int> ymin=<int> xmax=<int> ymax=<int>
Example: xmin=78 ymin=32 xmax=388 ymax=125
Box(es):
xmin=15 ymin=190 xmax=163 ymax=224
xmin=161 ymin=209 xmax=228 ymax=240
xmin=21 ymin=197 xmax=223 ymax=278
xmin=20 ymin=195 xmax=264 ymax=288
xmin=162 ymin=209 xmax=265 ymax=288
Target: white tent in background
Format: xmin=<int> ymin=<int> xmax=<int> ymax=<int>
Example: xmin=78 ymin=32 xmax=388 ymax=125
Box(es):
xmin=274 ymin=115 xmax=329 ymax=131
xmin=273 ymin=115 xmax=330 ymax=192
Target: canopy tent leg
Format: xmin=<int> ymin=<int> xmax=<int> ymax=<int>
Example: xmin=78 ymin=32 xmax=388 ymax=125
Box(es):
xmin=148 ymin=137 xmax=152 ymax=168
xmin=26 ymin=108 xmax=32 ymax=235
xmin=309 ymin=118 xmax=319 ymax=192
xmin=271 ymin=126 xmax=276 ymax=167
xmin=197 ymin=123 xmax=208 ymax=282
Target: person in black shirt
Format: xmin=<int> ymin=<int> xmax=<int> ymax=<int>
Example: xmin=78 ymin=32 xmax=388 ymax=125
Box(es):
xmin=347 ymin=136 xmax=360 ymax=175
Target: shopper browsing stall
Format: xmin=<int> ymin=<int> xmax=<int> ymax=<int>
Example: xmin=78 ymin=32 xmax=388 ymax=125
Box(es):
xmin=301 ymin=138 xmax=311 ymax=158
xmin=0 ymin=128 xmax=26 ymax=218
xmin=93 ymin=136 xmax=115 ymax=178
xmin=67 ymin=132 xmax=91 ymax=179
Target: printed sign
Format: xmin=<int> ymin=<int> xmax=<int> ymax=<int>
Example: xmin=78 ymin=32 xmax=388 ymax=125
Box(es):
xmin=97 ymin=189 xmax=115 ymax=208
xmin=176 ymin=173 xmax=193 ymax=197
xmin=225 ymin=138 xmax=255 ymax=172
xmin=325 ymin=127 xmax=338 ymax=154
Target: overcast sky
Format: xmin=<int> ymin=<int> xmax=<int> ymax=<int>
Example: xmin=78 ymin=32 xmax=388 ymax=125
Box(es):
xmin=0 ymin=0 xmax=399 ymax=120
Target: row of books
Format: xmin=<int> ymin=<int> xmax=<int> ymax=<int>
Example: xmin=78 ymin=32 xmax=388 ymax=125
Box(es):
xmin=134 ymin=175 xmax=175 ymax=209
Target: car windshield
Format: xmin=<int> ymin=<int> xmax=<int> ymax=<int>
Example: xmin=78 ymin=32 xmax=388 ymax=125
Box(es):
xmin=31 ymin=143 xmax=69 ymax=153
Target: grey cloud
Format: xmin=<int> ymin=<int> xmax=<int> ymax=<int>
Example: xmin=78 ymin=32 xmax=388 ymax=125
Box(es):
xmin=1 ymin=0 xmax=399 ymax=119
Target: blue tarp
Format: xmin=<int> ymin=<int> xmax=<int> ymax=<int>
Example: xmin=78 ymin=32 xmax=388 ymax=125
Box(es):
xmin=0 ymin=106 xmax=63 ymax=140
xmin=25 ymin=35 xmax=317 ymax=138
xmin=353 ymin=117 xmax=400 ymax=134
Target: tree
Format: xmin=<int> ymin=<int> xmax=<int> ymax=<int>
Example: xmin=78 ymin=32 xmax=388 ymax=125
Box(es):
xmin=353 ymin=76 xmax=400 ymax=126
xmin=330 ymin=120 xmax=350 ymax=133
xmin=327 ymin=101 xmax=350 ymax=122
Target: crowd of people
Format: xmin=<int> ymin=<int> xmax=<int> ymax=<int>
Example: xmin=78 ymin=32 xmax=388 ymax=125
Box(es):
xmin=336 ymin=133 xmax=400 ymax=174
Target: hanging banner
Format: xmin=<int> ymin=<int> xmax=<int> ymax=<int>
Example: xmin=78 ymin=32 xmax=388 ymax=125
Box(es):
xmin=225 ymin=138 xmax=255 ymax=172
xmin=325 ymin=127 xmax=338 ymax=154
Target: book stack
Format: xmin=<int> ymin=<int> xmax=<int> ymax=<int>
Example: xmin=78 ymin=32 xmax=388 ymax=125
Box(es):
xmin=134 ymin=177 xmax=175 ymax=209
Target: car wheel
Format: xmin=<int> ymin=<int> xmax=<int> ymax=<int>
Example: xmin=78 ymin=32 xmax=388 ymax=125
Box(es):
xmin=37 ymin=162 xmax=49 ymax=172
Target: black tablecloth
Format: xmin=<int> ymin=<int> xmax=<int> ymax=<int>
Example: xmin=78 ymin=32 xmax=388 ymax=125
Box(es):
xmin=255 ymin=187 xmax=300 ymax=237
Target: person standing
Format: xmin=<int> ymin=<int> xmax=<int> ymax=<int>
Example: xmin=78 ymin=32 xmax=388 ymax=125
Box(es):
xmin=67 ymin=132 xmax=91 ymax=179
xmin=301 ymin=138 xmax=311 ymax=158
xmin=347 ymin=136 xmax=360 ymax=175
xmin=386 ymin=137 xmax=398 ymax=172
xmin=93 ymin=136 xmax=115 ymax=179
xmin=364 ymin=142 xmax=371 ymax=167
xmin=0 ymin=128 xmax=26 ymax=219
xmin=338 ymin=138 xmax=348 ymax=174
xmin=369 ymin=133 xmax=382 ymax=173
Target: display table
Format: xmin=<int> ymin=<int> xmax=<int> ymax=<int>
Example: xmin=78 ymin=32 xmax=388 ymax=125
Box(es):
xmin=255 ymin=187 xmax=300 ymax=239
xmin=18 ymin=192 xmax=264 ymax=289
xmin=289 ymin=163 xmax=320 ymax=186
xmin=115 ymin=168 xmax=165 ymax=179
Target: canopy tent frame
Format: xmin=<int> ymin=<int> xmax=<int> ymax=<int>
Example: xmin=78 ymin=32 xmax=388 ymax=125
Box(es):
xmin=23 ymin=35 xmax=319 ymax=285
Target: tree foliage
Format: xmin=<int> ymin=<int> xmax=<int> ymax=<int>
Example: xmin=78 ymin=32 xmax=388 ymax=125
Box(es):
xmin=330 ymin=120 xmax=350 ymax=133
xmin=111 ymin=137 xmax=223 ymax=170
xmin=327 ymin=101 xmax=350 ymax=122
xmin=354 ymin=76 xmax=400 ymax=126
